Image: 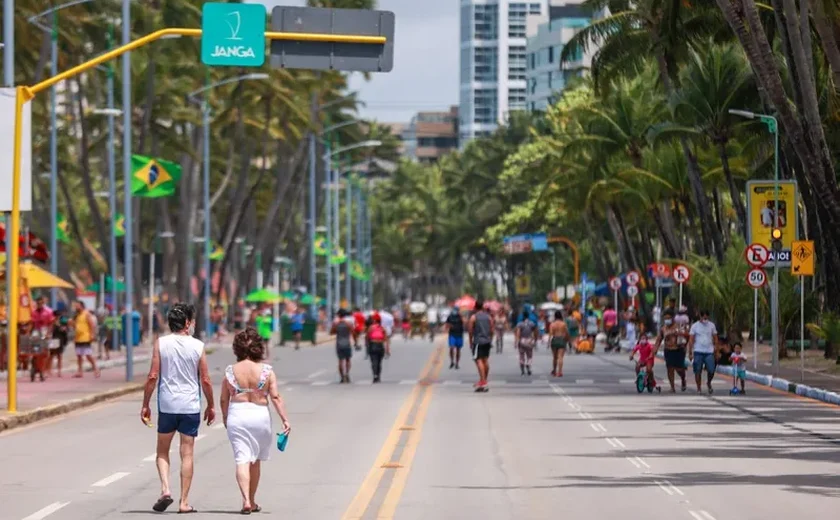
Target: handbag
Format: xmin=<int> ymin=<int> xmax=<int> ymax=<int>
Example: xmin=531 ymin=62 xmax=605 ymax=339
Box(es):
xmin=276 ymin=432 xmax=289 ymax=452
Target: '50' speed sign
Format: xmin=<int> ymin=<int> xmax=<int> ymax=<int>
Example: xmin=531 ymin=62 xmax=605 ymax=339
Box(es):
xmin=746 ymin=268 xmax=767 ymax=289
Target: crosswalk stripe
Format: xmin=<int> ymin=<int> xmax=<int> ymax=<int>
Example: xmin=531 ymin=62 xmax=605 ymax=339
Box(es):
xmin=399 ymin=379 xmax=416 ymax=385
xmin=311 ymin=381 xmax=331 ymax=386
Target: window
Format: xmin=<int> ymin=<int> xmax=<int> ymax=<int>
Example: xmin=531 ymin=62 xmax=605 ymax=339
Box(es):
xmin=529 ymin=2 xmax=542 ymax=14
xmin=508 ymin=2 xmax=527 ymax=38
xmin=508 ymin=46 xmax=526 ymax=81
xmin=474 ymin=46 xmax=498 ymax=82
xmin=474 ymin=4 xmax=498 ymax=40
xmin=529 ymin=52 xmax=536 ymax=70
xmin=474 ymin=88 xmax=498 ymax=124
xmin=508 ymin=88 xmax=526 ymax=111
xmin=418 ymin=137 xmax=458 ymax=148
xmin=460 ymin=47 xmax=472 ymax=83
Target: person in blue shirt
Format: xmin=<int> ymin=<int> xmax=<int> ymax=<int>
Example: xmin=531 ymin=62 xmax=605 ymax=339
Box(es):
xmin=291 ymin=308 xmax=306 ymax=350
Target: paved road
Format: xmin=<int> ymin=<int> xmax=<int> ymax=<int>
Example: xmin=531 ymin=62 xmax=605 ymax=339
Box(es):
xmin=2 ymin=334 xmax=840 ymax=519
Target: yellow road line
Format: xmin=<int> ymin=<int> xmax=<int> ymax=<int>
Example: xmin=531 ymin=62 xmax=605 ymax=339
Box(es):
xmin=341 ymin=344 xmax=440 ymax=520
xmin=376 ymin=350 xmax=445 ymax=518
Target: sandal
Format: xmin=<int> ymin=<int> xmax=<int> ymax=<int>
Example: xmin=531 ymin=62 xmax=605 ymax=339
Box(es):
xmin=152 ymin=495 xmax=174 ymax=512
xmin=240 ymin=506 xmax=252 ymax=515
xmin=178 ymin=507 xmax=198 ymax=514
xmin=252 ymin=505 xmax=262 ymax=513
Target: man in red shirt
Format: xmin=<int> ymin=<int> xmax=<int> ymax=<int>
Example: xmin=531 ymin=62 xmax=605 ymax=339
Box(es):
xmin=31 ymin=296 xmax=55 ymax=334
xmin=352 ymin=308 xmax=366 ymax=350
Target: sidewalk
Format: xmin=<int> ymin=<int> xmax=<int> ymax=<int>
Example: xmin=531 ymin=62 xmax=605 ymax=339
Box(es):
xmin=750 ymin=342 xmax=840 ymax=393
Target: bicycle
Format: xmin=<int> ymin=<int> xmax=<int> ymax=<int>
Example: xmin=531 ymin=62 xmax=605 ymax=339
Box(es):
xmin=635 ymin=362 xmax=661 ymax=394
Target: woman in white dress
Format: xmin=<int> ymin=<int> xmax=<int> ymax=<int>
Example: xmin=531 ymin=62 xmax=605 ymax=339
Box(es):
xmin=221 ymin=328 xmax=291 ymax=514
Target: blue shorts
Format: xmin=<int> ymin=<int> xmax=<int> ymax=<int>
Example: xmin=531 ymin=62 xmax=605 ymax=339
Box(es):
xmin=736 ymin=368 xmax=747 ymax=380
xmin=692 ymin=352 xmax=716 ymax=375
xmin=158 ymin=412 xmax=200 ymax=437
xmin=448 ymin=335 xmax=464 ymax=348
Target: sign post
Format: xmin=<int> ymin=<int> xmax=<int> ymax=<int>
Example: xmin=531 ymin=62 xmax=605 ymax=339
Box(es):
xmin=625 ymin=270 xmax=640 ymax=309
xmin=626 ymin=285 xmax=639 ymax=308
xmin=792 ymin=240 xmax=815 ymax=382
xmin=672 ymin=264 xmax=691 ymax=309
xmin=201 ymin=3 xmax=267 ymax=67
xmin=746 ymin=265 xmax=768 ymax=370
xmin=609 ymin=276 xmax=621 ymax=312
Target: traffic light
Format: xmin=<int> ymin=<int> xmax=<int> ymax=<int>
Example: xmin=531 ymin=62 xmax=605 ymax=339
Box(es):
xmin=771 ymin=228 xmax=783 ymax=252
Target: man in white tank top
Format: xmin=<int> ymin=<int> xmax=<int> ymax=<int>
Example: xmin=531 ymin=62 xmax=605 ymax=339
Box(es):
xmin=141 ymin=303 xmax=215 ymax=514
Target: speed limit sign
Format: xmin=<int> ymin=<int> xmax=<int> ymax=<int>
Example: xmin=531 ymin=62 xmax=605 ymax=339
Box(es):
xmin=626 ymin=285 xmax=639 ymax=298
xmin=746 ymin=268 xmax=767 ymax=289
xmin=626 ymin=270 xmax=641 ymax=286
xmin=672 ymin=264 xmax=691 ymax=284
xmin=609 ymin=277 xmax=622 ymax=291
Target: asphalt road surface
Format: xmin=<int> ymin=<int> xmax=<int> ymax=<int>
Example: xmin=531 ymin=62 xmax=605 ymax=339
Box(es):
xmin=2 ymin=334 xmax=839 ymax=520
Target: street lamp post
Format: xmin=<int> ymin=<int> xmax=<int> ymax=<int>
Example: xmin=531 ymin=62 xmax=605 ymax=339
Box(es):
xmin=729 ymin=109 xmax=781 ymax=374
xmin=188 ymin=72 xmax=268 ymax=338
xmin=28 ymin=0 xmax=95 ymax=308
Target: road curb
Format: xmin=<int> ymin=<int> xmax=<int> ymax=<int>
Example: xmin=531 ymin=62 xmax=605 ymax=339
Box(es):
xmin=0 ymin=382 xmax=145 ymax=433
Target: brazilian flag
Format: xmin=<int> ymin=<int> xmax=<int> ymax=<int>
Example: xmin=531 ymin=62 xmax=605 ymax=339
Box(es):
xmin=209 ymin=241 xmax=224 ymax=261
xmin=350 ymin=260 xmax=366 ymax=281
xmin=56 ymin=214 xmax=70 ymax=243
xmin=314 ymin=235 xmax=329 ymax=256
xmin=131 ymin=154 xmax=182 ymax=198
xmin=329 ymin=245 xmax=347 ymax=265
xmin=114 ymin=213 xmax=126 ymax=237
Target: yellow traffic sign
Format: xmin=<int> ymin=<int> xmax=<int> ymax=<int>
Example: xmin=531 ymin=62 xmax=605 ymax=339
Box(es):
xmin=515 ymin=274 xmax=531 ymax=296
xmin=791 ymin=240 xmax=815 ymax=276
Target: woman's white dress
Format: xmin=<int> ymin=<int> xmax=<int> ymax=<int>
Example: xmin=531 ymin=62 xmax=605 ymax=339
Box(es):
xmin=226 ymin=363 xmax=273 ymax=464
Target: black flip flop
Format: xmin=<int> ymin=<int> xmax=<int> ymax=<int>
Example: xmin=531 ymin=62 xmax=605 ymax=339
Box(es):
xmin=178 ymin=507 xmax=198 ymax=514
xmin=152 ymin=496 xmax=174 ymax=513
xmin=240 ymin=507 xmax=252 ymax=515
xmin=252 ymin=505 xmax=262 ymax=513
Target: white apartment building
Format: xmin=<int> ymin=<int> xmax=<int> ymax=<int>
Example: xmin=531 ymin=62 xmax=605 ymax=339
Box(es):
xmin=459 ymin=0 xmax=549 ymax=143
xmin=525 ymin=2 xmax=593 ymax=112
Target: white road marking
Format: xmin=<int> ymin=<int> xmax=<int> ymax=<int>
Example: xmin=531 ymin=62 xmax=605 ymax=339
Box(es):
xmin=21 ymin=501 xmax=70 ymax=520
xmin=606 ymin=437 xmax=624 ymax=449
xmin=663 ymin=481 xmax=684 ymax=495
xmin=212 ymin=423 xmax=225 ymax=430
xmin=605 ymin=437 xmax=619 ymax=448
xmin=619 ymin=379 xmax=635 ymax=384
xmin=571 ymin=403 xmax=582 ymax=411
xmin=655 ymin=480 xmax=674 ymax=495
xmin=196 ymin=434 xmax=206 ymax=441
xmin=578 ymin=411 xmax=587 ymax=419
xmin=143 ymin=453 xmax=157 ymax=462
xmin=354 ymin=380 xmax=372 ymax=385
xmin=442 ymin=380 xmax=462 ymax=386
xmin=284 ymin=386 xmax=294 ymax=391
xmin=613 ymin=438 xmax=626 ymax=448
xmin=689 ymin=513 xmax=704 ymax=520
xmin=698 ymin=511 xmax=716 ymax=520
xmin=91 ymin=472 xmax=130 ymax=487
xmin=633 ymin=456 xmax=650 ymax=468
xmin=399 ymin=379 xmax=416 ymax=385
xmin=626 ymin=456 xmax=642 ymax=469
xmin=590 ymin=423 xmax=601 ymax=432
xmin=276 ymin=380 xmax=287 ymax=386
xmin=576 ymin=379 xmax=594 ymax=384
xmin=307 ymin=369 xmax=326 ymax=379
xmin=594 ymin=423 xmax=607 ymax=432
xmin=493 ymin=380 xmax=507 ymax=385
xmin=311 ymin=381 xmax=330 ymax=386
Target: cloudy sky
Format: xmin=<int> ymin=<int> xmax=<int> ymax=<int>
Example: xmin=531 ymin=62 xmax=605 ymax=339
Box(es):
xmin=261 ymin=0 xmax=459 ymax=123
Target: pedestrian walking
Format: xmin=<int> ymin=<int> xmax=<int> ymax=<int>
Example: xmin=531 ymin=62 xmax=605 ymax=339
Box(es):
xmin=220 ymin=328 xmax=291 ymax=515
xmin=468 ymin=300 xmax=494 ymax=392
xmin=291 ymin=307 xmax=305 ymax=350
xmin=445 ymin=306 xmax=465 ymax=370
xmin=494 ymin=308 xmax=507 ymax=353
xmin=514 ymin=311 xmax=538 ymax=376
xmin=656 ymin=310 xmax=688 ymax=392
xmin=140 ymin=303 xmax=216 ymax=514
xmin=548 ymin=310 xmax=569 ymax=377
xmin=70 ymin=300 xmax=100 ymax=378
xmin=688 ymin=310 xmax=719 ymax=394
xmin=730 ymin=342 xmax=747 ymax=394
xmin=332 ymin=309 xmax=355 ymax=383
xmin=366 ymin=313 xmax=390 ymax=383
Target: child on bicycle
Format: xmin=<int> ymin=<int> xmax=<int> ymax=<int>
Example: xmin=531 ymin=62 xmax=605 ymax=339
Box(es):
xmin=630 ymin=334 xmax=659 ymax=390
xmin=730 ymin=342 xmax=747 ymax=394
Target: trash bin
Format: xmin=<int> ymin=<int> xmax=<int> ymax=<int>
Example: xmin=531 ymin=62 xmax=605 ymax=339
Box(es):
xmin=281 ymin=318 xmax=318 ymax=344
xmin=121 ymin=311 xmax=141 ymax=347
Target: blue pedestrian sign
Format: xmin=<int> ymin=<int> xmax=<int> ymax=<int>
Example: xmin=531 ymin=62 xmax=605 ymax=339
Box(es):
xmin=201 ymin=3 xmax=267 ymax=67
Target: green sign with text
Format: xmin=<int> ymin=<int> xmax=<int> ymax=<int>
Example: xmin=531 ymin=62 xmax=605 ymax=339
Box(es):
xmin=201 ymin=3 xmax=266 ymax=67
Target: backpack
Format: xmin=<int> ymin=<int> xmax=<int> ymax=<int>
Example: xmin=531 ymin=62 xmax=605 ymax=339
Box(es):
xmin=369 ymin=324 xmax=386 ymax=342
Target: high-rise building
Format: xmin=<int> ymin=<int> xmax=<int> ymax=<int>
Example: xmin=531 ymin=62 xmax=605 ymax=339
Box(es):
xmin=404 ymin=106 xmax=460 ymax=163
xmin=525 ymin=2 xmax=593 ymax=112
xmin=459 ymin=0 xmax=549 ymax=144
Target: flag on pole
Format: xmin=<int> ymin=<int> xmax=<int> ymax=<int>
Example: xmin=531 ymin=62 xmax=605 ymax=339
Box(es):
xmin=209 ymin=241 xmax=224 ymax=261
xmin=114 ymin=213 xmax=126 ymax=237
xmin=329 ymin=245 xmax=347 ymax=265
xmin=131 ymin=154 xmax=182 ymax=198
xmin=350 ymin=260 xmax=366 ymax=281
xmin=314 ymin=235 xmax=329 ymax=256
xmin=56 ymin=214 xmax=70 ymax=243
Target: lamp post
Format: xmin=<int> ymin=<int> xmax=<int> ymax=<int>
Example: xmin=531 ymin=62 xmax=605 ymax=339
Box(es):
xmin=27 ymin=0 xmax=95 ymax=308
xmin=729 ymin=109 xmax=780 ymax=374
xmin=187 ymin=72 xmax=268 ymax=338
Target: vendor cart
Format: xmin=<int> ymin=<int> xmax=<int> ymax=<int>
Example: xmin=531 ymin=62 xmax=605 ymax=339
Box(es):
xmin=408 ymin=301 xmax=428 ymax=338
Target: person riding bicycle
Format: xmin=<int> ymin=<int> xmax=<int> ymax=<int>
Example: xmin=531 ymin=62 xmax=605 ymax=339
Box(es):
xmin=629 ymin=333 xmax=659 ymax=391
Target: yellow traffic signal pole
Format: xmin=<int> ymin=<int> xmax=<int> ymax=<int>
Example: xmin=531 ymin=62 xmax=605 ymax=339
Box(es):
xmin=6 ymin=27 xmax=386 ymax=413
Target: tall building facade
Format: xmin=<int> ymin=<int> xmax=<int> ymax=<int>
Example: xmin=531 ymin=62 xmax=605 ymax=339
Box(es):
xmin=459 ymin=0 xmax=549 ymax=144
xmin=404 ymin=106 xmax=460 ymax=164
xmin=525 ymin=3 xmax=592 ymax=112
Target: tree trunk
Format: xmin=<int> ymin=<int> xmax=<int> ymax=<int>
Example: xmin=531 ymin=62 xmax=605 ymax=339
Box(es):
xmin=811 ymin=0 xmax=840 ymax=88
xmin=716 ymin=140 xmax=747 ymax=239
